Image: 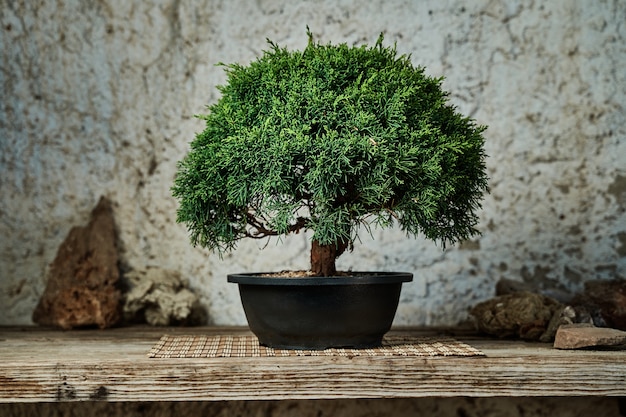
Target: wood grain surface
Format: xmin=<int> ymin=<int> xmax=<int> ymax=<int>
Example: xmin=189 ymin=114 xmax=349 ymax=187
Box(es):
xmin=1 ymin=326 xmax=624 ymax=402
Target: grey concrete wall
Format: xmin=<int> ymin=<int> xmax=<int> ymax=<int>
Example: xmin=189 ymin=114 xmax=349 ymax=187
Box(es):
xmin=2 ymin=1 xmax=625 ymax=329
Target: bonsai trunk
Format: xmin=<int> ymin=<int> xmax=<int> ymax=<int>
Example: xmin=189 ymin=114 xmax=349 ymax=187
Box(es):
xmin=310 ymin=239 xmax=349 ymax=276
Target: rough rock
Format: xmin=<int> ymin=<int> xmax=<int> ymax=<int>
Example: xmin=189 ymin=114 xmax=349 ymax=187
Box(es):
xmin=123 ymin=266 xmax=206 ymax=326
xmin=32 ymin=197 xmax=121 ymax=329
xmin=571 ymin=280 xmax=626 ymax=330
xmin=469 ymin=292 xmax=562 ymax=340
xmin=488 ymin=278 xmax=626 ymax=343
xmin=554 ymin=323 xmax=626 ymax=349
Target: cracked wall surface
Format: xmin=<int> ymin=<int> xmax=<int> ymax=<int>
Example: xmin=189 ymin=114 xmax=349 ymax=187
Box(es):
xmin=1 ymin=0 xmax=625 ymax=327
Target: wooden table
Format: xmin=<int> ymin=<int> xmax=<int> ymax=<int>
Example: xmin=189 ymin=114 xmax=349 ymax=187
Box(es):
xmin=1 ymin=326 xmax=625 ymax=402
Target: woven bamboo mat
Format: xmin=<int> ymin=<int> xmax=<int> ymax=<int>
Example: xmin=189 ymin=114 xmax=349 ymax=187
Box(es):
xmin=148 ymin=335 xmax=484 ymax=358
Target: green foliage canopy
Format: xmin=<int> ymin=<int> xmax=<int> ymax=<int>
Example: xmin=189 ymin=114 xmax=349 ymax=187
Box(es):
xmin=172 ymin=33 xmax=489 ymax=255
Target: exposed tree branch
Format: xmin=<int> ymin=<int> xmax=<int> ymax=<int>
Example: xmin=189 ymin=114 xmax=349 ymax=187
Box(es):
xmin=245 ymin=212 xmax=307 ymax=239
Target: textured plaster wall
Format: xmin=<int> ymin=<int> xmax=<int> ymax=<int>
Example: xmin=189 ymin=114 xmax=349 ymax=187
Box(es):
xmin=1 ymin=0 xmax=625 ymax=328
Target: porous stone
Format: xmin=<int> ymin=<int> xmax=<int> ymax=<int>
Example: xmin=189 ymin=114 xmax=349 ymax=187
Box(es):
xmin=123 ymin=266 xmax=206 ymax=326
xmin=32 ymin=197 xmax=121 ymax=329
xmin=470 ymin=292 xmax=562 ymax=340
xmin=554 ymin=323 xmax=626 ymax=349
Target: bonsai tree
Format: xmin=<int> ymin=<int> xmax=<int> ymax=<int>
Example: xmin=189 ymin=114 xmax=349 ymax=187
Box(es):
xmin=172 ymin=32 xmax=488 ymax=277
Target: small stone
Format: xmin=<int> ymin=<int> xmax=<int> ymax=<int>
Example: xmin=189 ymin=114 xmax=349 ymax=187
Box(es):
xmin=495 ymin=278 xmax=536 ymax=296
xmin=539 ymin=305 xmax=595 ymax=342
xmin=32 ymin=197 xmax=121 ymax=329
xmin=122 ymin=266 xmax=206 ymax=326
xmin=554 ymin=323 xmax=626 ymax=349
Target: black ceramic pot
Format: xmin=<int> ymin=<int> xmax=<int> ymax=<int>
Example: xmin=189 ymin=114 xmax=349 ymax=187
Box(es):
xmin=227 ymin=272 xmax=413 ymax=350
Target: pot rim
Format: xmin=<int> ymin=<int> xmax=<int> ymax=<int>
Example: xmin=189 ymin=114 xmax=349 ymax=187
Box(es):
xmin=227 ymin=271 xmax=413 ymax=286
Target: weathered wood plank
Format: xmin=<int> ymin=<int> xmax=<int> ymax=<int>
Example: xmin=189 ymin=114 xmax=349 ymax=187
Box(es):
xmin=1 ymin=327 xmax=625 ymax=402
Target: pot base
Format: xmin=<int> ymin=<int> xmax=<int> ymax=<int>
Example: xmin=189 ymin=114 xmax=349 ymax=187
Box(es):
xmin=228 ymin=272 xmax=413 ymax=350
xmin=256 ymin=333 xmax=385 ymax=350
